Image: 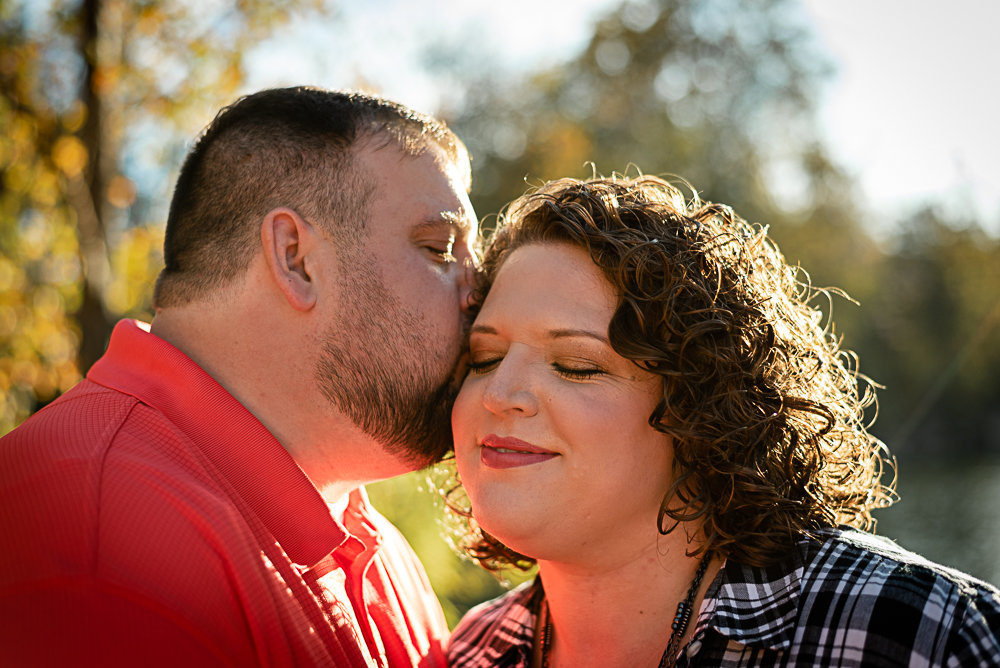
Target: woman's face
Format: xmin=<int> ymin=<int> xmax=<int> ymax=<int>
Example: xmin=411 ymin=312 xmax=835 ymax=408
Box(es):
xmin=452 ymin=242 xmax=674 ymax=566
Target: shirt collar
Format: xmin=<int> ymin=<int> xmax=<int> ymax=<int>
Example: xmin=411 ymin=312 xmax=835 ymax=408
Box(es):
xmin=452 ymin=580 xmax=539 ymax=667
xmin=451 ymin=548 xmax=807 ymax=665
xmin=698 ymin=544 xmax=807 ymax=651
xmin=87 ymin=319 xmax=346 ymax=567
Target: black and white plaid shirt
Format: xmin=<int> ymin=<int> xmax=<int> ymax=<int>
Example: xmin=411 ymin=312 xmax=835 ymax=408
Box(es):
xmin=448 ymin=528 xmax=1000 ymax=667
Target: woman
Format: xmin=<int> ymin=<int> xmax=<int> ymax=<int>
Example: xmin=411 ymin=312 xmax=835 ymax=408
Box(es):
xmin=446 ymin=175 xmax=1000 ymax=667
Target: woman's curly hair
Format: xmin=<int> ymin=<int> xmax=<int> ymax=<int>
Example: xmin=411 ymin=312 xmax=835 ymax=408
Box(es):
xmin=445 ymin=174 xmax=896 ymax=571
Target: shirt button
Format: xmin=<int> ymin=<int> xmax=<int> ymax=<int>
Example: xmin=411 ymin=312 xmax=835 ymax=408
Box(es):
xmin=686 ymin=639 xmax=703 ymax=657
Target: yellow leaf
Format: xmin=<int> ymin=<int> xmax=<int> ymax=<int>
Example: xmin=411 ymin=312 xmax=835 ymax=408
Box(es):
xmin=4 ymin=162 xmax=31 ymax=193
xmin=51 ymin=136 xmax=88 ymax=178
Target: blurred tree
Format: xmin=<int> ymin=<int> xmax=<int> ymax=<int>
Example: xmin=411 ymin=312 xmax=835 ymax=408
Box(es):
xmin=858 ymin=208 xmax=1000 ymax=458
xmin=441 ymin=0 xmax=836 ymax=223
xmin=0 ymin=0 xmax=326 ymax=433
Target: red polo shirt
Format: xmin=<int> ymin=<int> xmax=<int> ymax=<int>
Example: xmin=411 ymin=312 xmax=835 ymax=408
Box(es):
xmin=0 ymin=320 xmax=448 ymax=667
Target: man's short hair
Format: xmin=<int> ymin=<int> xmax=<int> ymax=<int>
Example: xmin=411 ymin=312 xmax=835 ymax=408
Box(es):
xmin=153 ymin=86 xmax=470 ymax=308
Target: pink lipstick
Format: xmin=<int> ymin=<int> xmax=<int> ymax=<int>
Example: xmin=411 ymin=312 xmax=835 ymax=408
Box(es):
xmin=480 ymin=435 xmax=559 ymax=469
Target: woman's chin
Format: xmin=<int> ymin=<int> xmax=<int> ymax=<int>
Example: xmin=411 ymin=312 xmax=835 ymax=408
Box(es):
xmin=472 ymin=507 xmax=544 ymax=558
xmin=478 ymin=515 xmax=574 ymax=564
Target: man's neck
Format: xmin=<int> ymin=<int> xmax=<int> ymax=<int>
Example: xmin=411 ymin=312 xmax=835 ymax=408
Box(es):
xmin=150 ymin=303 xmax=413 ymax=501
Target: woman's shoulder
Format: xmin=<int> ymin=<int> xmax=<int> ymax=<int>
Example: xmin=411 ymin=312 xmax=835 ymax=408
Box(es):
xmin=704 ymin=528 xmax=999 ymax=665
xmin=797 ymin=527 xmax=1000 ymax=603
xmin=448 ymin=579 xmax=540 ymax=668
xmin=810 ymin=527 xmax=1000 ymax=662
xmin=721 ymin=526 xmax=1000 ymax=664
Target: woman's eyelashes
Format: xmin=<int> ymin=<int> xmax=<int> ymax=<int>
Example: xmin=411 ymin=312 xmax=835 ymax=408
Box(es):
xmin=465 ymin=353 xmax=605 ymax=381
xmin=553 ymin=363 xmax=604 ymax=380
xmin=466 ymin=357 xmax=502 ymax=375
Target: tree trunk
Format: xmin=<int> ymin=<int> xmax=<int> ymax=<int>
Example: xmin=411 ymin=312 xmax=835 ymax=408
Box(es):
xmin=74 ymin=0 xmax=115 ymax=371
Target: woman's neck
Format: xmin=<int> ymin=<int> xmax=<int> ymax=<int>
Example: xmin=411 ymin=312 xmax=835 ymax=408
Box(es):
xmin=535 ymin=540 xmax=721 ymax=668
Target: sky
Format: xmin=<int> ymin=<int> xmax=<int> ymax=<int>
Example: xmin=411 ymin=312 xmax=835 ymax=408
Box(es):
xmin=801 ymin=0 xmax=1000 ymax=231
xmin=247 ymin=0 xmax=1000 ymax=233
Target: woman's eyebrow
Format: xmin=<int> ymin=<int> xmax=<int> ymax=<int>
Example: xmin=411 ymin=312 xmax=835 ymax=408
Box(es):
xmin=469 ymin=324 xmax=609 ymax=345
xmin=549 ymin=328 xmax=610 ymax=344
xmin=469 ymin=324 xmax=498 ymax=336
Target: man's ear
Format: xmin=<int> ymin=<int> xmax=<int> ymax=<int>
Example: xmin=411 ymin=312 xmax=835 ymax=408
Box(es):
xmin=260 ymin=207 xmax=320 ymax=312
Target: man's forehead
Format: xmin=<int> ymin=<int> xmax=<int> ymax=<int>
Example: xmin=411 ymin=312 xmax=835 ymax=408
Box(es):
xmin=359 ymin=135 xmax=469 ymax=186
xmin=357 ymin=142 xmax=477 ymax=235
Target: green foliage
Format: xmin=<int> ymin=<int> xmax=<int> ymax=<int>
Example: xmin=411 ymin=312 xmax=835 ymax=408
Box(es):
xmin=443 ymin=0 xmax=832 ymax=224
xmin=367 ymin=468 xmax=528 ymax=628
xmin=851 ymin=209 xmax=1000 ymax=457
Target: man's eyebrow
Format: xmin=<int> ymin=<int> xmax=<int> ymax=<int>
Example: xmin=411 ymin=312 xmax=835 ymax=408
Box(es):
xmin=469 ymin=325 xmax=609 ymax=344
xmin=414 ymin=212 xmax=472 ymax=234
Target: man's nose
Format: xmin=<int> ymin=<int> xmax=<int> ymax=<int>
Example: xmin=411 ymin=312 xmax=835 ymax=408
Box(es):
xmin=458 ymin=258 xmax=477 ymax=316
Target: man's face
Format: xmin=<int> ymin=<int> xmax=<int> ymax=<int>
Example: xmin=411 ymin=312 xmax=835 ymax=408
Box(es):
xmin=316 ymin=143 xmax=478 ymax=468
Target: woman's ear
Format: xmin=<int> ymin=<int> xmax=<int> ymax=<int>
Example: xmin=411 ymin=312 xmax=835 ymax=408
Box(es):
xmin=260 ymin=207 xmax=319 ymax=312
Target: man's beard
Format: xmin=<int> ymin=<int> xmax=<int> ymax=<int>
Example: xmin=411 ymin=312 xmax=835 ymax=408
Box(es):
xmin=316 ymin=267 xmax=464 ymax=469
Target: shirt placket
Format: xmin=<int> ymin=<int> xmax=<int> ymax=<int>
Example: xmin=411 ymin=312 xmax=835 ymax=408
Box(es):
xmin=336 ymin=503 xmax=388 ymax=666
xmin=302 ymin=521 xmax=385 ymax=666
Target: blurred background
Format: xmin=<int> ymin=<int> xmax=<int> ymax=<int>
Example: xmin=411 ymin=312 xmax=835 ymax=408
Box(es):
xmin=1 ymin=0 xmax=997 ymax=626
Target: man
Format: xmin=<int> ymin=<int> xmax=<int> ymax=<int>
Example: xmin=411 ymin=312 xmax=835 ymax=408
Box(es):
xmin=0 ymin=87 xmax=478 ymax=666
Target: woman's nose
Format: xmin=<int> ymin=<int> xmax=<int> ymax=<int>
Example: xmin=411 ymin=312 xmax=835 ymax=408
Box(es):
xmin=481 ymin=356 xmax=539 ymax=417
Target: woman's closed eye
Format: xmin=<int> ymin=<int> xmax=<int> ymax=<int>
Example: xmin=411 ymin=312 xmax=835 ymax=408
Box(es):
xmin=467 ymin=356 xmax=502 ymax=375
xmin=553 ymin=363 xmax=604 ymax=381
xmin=467 ymin=355 xmax=605 ymax=381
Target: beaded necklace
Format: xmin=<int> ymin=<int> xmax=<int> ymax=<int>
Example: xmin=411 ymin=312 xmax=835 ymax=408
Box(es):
xmin=536 ymin=553 xmax=711 ymax=668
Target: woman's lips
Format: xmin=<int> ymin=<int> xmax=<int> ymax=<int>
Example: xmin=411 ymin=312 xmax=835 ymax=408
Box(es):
xmin=480 ymin=435 xmax=559 ymax=469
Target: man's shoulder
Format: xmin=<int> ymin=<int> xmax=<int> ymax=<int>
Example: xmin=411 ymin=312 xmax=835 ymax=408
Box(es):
xmin=0 ymin=381 xmax=264 ymax=666
xmin=1 ymin=377 xmax=211 ymax=498
xmin=0 ymin=377 xmax=243 ymax=581
xmin=2 ymin=378 xmax=139 ymax=455
xmin=1 ymin=378 xmax=147 ymax=532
